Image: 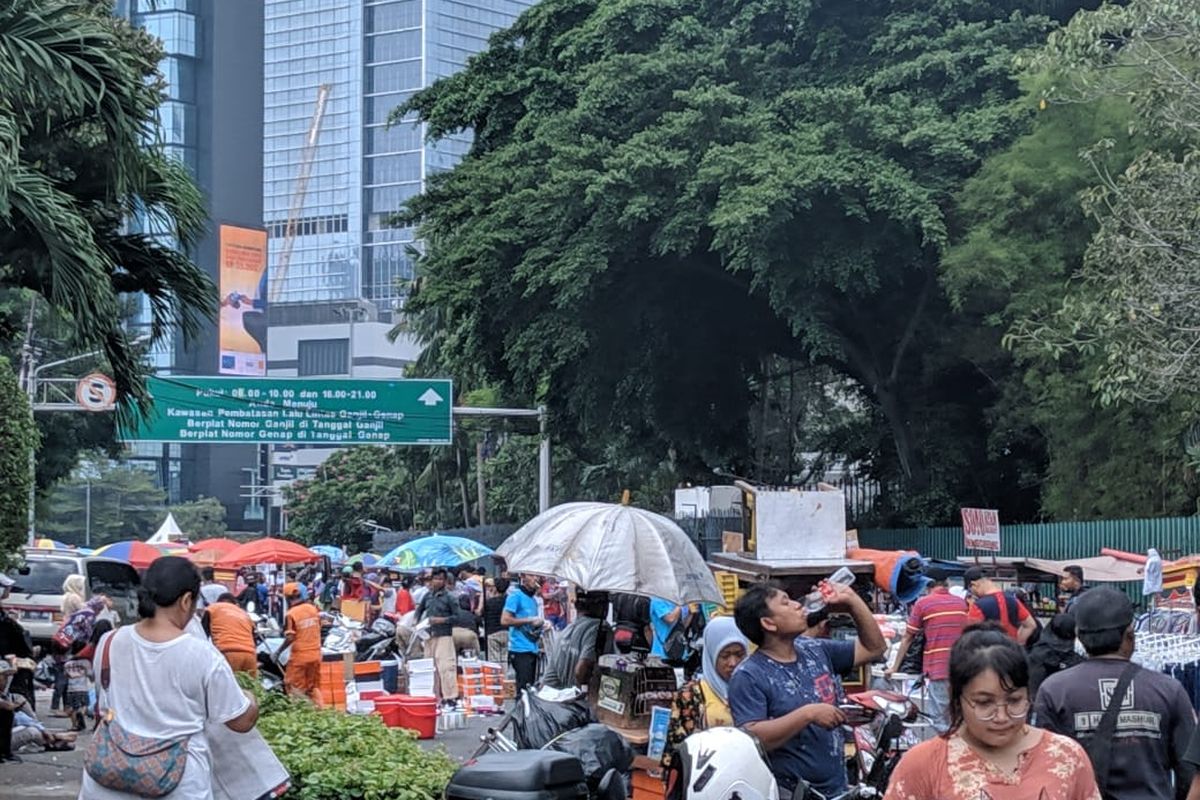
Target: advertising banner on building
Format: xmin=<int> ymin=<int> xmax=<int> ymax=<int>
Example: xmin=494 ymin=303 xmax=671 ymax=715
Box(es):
xmin=218 ymin=224 xmax=269 ymax=375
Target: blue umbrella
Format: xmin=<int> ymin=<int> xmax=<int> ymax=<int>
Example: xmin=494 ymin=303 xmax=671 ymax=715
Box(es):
xmin=309 ymin=545 xmax=347 ymax=564
xmin=377 ymin=534 xmax=494 ymax=571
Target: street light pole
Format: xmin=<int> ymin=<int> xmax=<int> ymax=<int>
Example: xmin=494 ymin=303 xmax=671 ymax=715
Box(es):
xmin=85 ymin=478 xmax=91 ymax=548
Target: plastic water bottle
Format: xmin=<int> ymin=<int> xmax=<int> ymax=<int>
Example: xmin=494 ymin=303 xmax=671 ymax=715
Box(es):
xmin=804 ymin=566 xmax=857 ymax=626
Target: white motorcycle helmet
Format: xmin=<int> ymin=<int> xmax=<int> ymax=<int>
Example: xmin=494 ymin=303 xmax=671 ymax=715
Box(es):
xmin=665 ymin=727 xmax=780 ymax=800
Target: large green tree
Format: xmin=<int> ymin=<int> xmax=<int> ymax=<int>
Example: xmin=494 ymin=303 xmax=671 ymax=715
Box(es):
xmin=169 ymin=496 xmax=228 ymax=541
xmin=38 ymin=458 xmax=167 ymax=547
xmin=398 ymin=0 xmax=1100 ymax=524
xmin=944 ymin=75 xmax=1200 ymax=519
xmin=0 ymin=0 xmax=213 ymax=409
xmin=1016 ymin=1 xmax=1200 ymax=405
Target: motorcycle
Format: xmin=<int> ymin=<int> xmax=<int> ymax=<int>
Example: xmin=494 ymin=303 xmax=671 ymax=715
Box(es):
xmin=355 ymin=617 xmax=398 ymax=662
xmin=840 ymin=685 xmax=930 ymax=795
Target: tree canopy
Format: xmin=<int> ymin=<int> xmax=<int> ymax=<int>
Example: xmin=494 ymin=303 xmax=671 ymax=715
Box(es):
xmin=0 ymin=0 xmax=213 ymax=409
xmin=399 ymin=0 xmax=1106 ymax=524
xmin=1016 ymin=0 xmax=1200 ymax=405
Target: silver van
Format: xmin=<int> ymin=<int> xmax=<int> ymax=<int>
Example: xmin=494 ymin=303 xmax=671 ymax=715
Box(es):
xmin=4 ymin=550 xmax=140 ymax=646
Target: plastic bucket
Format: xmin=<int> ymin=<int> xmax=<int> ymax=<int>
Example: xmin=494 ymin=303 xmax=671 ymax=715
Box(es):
xmin=394 ymin=694 xmax=438 ymax=739
xmin=374 ymin=694 xmax=406 ymax=728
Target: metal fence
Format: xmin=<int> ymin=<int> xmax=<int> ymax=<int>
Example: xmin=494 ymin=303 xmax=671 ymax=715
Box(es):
xmin=859 ymin=516 xmax=1200 ymax=562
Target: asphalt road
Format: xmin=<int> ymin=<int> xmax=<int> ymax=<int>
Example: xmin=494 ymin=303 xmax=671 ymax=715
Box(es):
xmin=0 ymin=690 xmax=502 ymax=800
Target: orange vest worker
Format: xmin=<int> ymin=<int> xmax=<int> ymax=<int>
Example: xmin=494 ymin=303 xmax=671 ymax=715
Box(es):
xmin=205 ymin=601 xmax=258 ymax=676
xmin=283 ymin=599 xmax=322 ymax=701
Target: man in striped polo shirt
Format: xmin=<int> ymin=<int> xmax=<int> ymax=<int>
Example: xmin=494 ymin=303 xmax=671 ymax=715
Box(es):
xmin=884 ymin=567 xmax=968 ymax=731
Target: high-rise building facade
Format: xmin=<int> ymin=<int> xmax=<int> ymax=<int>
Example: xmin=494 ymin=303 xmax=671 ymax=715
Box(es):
xmin=117 ymin=0 xmax=266 ymax=524
xmin=262 ymin=1 xmax=533 ymax=384
xmin=261 ymin=1 xmax=533 ymax=526
xmin=264 ymin=0 xmax=532 ymax=311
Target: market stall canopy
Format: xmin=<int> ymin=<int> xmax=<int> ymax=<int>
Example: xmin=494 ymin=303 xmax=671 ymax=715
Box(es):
xmin=497 ymin=502 xmax=724 ymax=606
xmin=146 ymin=513 xmax=185 ymax=544
xmin=94 ymin=540 xmax=185 ymax=570
xmin=309 ymin=545 xmax=347 ymax=564
xmin=188 ymin=538 xmax=240 ymax=555
xmin=1025 ymin=555 xmax=1146 ymax=583
xmin=958 ymin=555 xmax=1146 ymax=583
xmin=187 ymin=548 xmax=230 ymax=568
xmin=378 ymin=535 xmax=493 ymax=570
xmin=219 ymin=538 xmax=320 ymax=568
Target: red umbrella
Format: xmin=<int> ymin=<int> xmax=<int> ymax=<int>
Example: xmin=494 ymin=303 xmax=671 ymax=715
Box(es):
xmin=218 ymin=538 xmax=320 ymax=568
xmin=188 ymin=538 xmax=241 ymax=555
xmin=187 ymin=548 xmax=231 ymax=568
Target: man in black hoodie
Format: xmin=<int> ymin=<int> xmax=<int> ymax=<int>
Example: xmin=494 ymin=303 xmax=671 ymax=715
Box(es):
xmin=1027 ymin=613 xmax=1083 ymax=701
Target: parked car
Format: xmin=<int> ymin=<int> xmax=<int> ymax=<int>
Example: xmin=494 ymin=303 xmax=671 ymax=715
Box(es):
xmin=4 ymin=549 xmax=140 ymax=646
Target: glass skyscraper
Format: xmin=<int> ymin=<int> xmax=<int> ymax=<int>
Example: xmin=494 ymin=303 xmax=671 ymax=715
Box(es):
xmin=264 ymin=0 xmax=534 ymax=308
xmin=116 ymin=0 xmax=266 ymax=521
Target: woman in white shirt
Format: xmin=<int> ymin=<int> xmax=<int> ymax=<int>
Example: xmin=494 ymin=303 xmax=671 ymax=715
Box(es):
xmin=80 ymin=557 xmax=259 ymax=800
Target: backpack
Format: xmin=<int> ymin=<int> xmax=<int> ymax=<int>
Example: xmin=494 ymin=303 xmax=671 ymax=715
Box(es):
xmin=975 ymin=592 xmax=1022 ymax=636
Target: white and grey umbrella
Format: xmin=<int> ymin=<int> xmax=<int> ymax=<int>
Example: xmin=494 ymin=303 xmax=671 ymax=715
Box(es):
xmin=496 ymin=502 xmax=724 ymax=606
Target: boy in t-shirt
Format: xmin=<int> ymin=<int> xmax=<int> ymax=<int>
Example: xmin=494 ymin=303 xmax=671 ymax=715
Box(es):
xmin=63 ymin=643 xmax=93 ymax=732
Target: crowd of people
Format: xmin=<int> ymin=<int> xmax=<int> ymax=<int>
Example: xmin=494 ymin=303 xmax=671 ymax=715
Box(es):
xmin=650 ymin=566 xmax=1200 ymax=800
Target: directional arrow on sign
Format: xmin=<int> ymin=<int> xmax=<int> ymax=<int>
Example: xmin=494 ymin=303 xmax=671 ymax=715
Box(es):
xmin=418 ymin=388 xmax=444 ymax=407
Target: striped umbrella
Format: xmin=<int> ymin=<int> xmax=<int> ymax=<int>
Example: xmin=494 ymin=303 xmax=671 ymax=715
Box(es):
xmin=94 ymin=541 xmax=185 ymax=570
xmin=31 ymin=538 xmax=71 ymax=550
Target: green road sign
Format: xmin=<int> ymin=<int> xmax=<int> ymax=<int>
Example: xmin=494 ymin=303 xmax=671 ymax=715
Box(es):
xmin=121 ymin=376 xmax=453 ymax=445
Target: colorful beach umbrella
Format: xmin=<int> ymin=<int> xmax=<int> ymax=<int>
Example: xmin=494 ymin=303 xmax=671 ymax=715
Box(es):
xmin=309 ymin=545 xmax=347 ymax=564
xmin=94 ymin=541 xmax=183 ymax=570
xmin=31 ymin=538 xmax=71 ymax=550
xmin=377 ymin=535 xmax=493 ymax=571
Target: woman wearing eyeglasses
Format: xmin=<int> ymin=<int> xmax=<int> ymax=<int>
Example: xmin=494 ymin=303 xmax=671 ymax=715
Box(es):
xmin=884 ymin=623 xmax=1099 ymax=800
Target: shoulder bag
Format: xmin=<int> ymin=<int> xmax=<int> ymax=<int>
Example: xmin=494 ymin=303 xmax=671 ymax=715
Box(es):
xmin=1084 ymin=661 xmax=1139 ymax=800
xmin=83 ymin=630 xmax=192 ymax=798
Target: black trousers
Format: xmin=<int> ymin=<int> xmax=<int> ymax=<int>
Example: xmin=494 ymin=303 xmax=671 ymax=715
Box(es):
xmin=0 ymin=706 xmax=12 ymax=757
xmin=509 ymin=651 xmax=539 ymax=695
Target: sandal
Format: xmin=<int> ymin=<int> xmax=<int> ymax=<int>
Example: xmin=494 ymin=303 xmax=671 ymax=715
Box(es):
xmin=45 ymin=739 xmax=75 ymax=752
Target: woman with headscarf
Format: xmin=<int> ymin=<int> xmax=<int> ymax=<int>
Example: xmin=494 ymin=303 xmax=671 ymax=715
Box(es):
xmin=62 ymin=576 xmax=87 ymax=618
xmin=660 ymin=616 xmax=751 ymax=769
xmin=49 ymin=575 xmax=89 ymax=716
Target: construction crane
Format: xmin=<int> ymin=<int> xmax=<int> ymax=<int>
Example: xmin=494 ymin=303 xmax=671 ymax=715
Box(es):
xmin=270 ymin=83 xmax=332 ymax=303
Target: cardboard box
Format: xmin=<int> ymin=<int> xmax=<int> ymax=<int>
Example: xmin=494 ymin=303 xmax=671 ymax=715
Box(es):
xmin=721 ymin=531 xmax=745 ymax=553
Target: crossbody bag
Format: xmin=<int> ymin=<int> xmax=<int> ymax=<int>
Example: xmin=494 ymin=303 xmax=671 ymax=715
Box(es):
xmin=83 ymin=629 xmax=192 ymax=798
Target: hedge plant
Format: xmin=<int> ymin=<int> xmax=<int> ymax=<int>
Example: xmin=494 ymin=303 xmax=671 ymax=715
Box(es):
xmin=241 ymin=676 xmax=458 ymax=800
xmin=0 ymin=357 xmax=37 ymax=568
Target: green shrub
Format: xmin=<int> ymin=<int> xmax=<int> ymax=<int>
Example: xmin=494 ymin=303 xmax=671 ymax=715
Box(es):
xmin=240 ymin=675 xmax=458 ymax=800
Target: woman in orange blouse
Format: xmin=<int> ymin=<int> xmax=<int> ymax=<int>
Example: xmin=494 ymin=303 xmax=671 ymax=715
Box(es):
xmin=885 ymin=623 xmax=1099 ymax=800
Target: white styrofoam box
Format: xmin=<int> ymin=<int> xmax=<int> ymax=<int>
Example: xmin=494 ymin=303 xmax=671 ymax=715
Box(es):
xmin=754 ymin=489 xmax=847 ymax=561
xmin=467 ymin=695 xmax=497 ymax=711
xmin=407 ymin=658 xmax=435 ymax=673
xmin=355 ymin=679 xmax=384 ymax=695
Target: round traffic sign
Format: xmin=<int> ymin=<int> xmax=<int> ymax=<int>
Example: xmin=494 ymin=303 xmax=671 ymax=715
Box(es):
xmin=76 ymin=373 xmax=117 ymax=412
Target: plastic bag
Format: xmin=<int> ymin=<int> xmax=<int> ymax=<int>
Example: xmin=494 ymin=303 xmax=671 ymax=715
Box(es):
xmin=511 ymin=690 xmax=593 ymax=749
xmin=548 ymin=723 xmax=634 ymax=793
